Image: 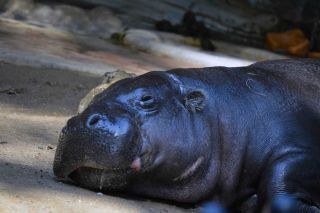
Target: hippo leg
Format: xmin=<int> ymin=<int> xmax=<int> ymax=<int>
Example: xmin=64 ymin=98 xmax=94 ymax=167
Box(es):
xmin=260 ymin=155 xmax=320 ymax=213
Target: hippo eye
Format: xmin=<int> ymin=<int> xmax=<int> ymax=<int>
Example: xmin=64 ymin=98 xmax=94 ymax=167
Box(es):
xmin=138 ymin=95 xmax=156 ymax=109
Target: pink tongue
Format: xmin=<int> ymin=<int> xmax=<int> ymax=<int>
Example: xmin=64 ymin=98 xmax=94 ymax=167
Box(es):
xmin=130 ymin=158 xmax=141 ymax=172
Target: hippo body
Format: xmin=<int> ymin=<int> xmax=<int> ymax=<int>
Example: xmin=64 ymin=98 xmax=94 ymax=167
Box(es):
xmin=54 ymin=59 xmax=320 ymax=212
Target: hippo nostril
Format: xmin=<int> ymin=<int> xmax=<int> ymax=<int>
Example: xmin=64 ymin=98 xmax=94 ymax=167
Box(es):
xmin=86 ymin=114 xmax=102 ymax=128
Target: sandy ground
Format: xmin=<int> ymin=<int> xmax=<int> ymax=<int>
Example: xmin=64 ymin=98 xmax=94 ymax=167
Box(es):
xmin=0 ymin=62 xmax=192 ymax=213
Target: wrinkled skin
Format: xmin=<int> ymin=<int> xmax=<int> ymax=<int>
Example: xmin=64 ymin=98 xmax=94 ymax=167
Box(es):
xmin=53 ymin=59 xmax=320 ymax=212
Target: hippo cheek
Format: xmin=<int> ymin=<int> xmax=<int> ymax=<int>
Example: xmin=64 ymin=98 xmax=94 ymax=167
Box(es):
xmin=53 ymin=114 xmax=142 ymax=190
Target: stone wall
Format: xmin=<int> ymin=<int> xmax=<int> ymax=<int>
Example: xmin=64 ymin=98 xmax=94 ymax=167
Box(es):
xmin=0 ymin=0 xmax=319 ymax=47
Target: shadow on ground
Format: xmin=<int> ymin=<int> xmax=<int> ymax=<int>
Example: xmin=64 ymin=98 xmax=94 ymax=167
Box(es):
xmin=0 ymin=62 xmax=101 ymax=116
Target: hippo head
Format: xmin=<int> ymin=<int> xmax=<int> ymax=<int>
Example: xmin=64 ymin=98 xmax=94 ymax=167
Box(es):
xmin=53 ymin=71 xmax=209 ymax=193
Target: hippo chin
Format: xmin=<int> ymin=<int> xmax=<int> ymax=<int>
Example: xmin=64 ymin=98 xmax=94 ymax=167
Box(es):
xmin=53 ymin=59 xmax=320 ymax=212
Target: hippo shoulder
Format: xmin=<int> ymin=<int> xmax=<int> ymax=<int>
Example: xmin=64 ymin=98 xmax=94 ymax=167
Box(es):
xmin=250 ymin=59 xmax=320 ymax=80
xmin=251 ymin=59 xmax=320 ymax=112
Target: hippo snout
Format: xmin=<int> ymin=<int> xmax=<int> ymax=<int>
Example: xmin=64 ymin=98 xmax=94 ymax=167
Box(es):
xmin=53 ymin=110 xmax=141 ymax=190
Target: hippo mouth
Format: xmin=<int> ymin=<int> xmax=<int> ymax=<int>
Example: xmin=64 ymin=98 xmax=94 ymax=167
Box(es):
xmin=130 ymin=139 xmax=162 ymax=173
xmin=56 ymin=140 xmax=158 ymax=191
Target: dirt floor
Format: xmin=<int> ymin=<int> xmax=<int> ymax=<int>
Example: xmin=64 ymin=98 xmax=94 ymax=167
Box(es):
xmin=0 ymin=62 xmax=192 ymax=213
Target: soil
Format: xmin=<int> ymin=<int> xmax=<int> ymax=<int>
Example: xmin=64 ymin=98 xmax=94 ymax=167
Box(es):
xmin=0 ymin=62 xmax=191 ymax=213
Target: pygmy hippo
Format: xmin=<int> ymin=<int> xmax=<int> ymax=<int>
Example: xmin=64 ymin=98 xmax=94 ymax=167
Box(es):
xmin=53 ymin=59 xmax=320 ymax=212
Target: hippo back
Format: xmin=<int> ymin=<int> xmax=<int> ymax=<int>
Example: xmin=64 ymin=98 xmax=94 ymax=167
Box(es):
xmin=250 ymin=59 xmax=320 ymax=113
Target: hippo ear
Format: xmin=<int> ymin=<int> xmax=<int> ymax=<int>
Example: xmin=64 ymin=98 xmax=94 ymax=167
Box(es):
xmin=184 ymin=90 xmax=206 ymax=112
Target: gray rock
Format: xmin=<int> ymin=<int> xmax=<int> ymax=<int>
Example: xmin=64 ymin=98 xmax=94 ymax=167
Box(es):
xmin=89 ymin=7 xmax=123 ymax=38
xmin=0 ymin=0 xmax=123 ymax=37
xmin=1 ymin=0 xmax=34 ymax=20
xmin=52 ymin=5 xmax=93 ymax=34
xmin=29 ymin=4 xmax=56 ymax=25
xmin=123 ymin=29 xmax=161 ymax=52
xmin=248 ymin=0 xmax=320 ymax=23
xmin=53 ymin=0 xmax=281 ymax=47
xmin=4 ymin=0 xmax=318 ymax=47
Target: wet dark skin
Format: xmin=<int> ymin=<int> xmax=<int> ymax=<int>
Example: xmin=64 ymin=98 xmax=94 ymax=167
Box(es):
xmin=53 ymin=59 xmax=320 ymax=212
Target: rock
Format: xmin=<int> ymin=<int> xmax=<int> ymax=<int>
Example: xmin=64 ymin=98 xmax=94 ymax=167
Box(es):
xmin=53 ymin=4 xmax=93 ymax=34
xmin=248 ymin=0 xmax=320 ymax=23
xmin=0 ymin=0 xmax=8 ymax=7
xmin=1 ymin=0 xmax=35 ymax=20
xmin=0 ymin=1 xmax=123 ymax=38
xmin=28 ymin=4 xmax=54 ymax=25
xmin=123 ymin=29 xmax=161 ymax=52
xmin=4 ymin=0 xmax=319 ymax=48
xmin=55 ymin=0 xmax=280 ymax=47
xmin=89 ymin=7 xmax=123 ymax=38
xmin=78 ymin=70 xmax=136 ymax=113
